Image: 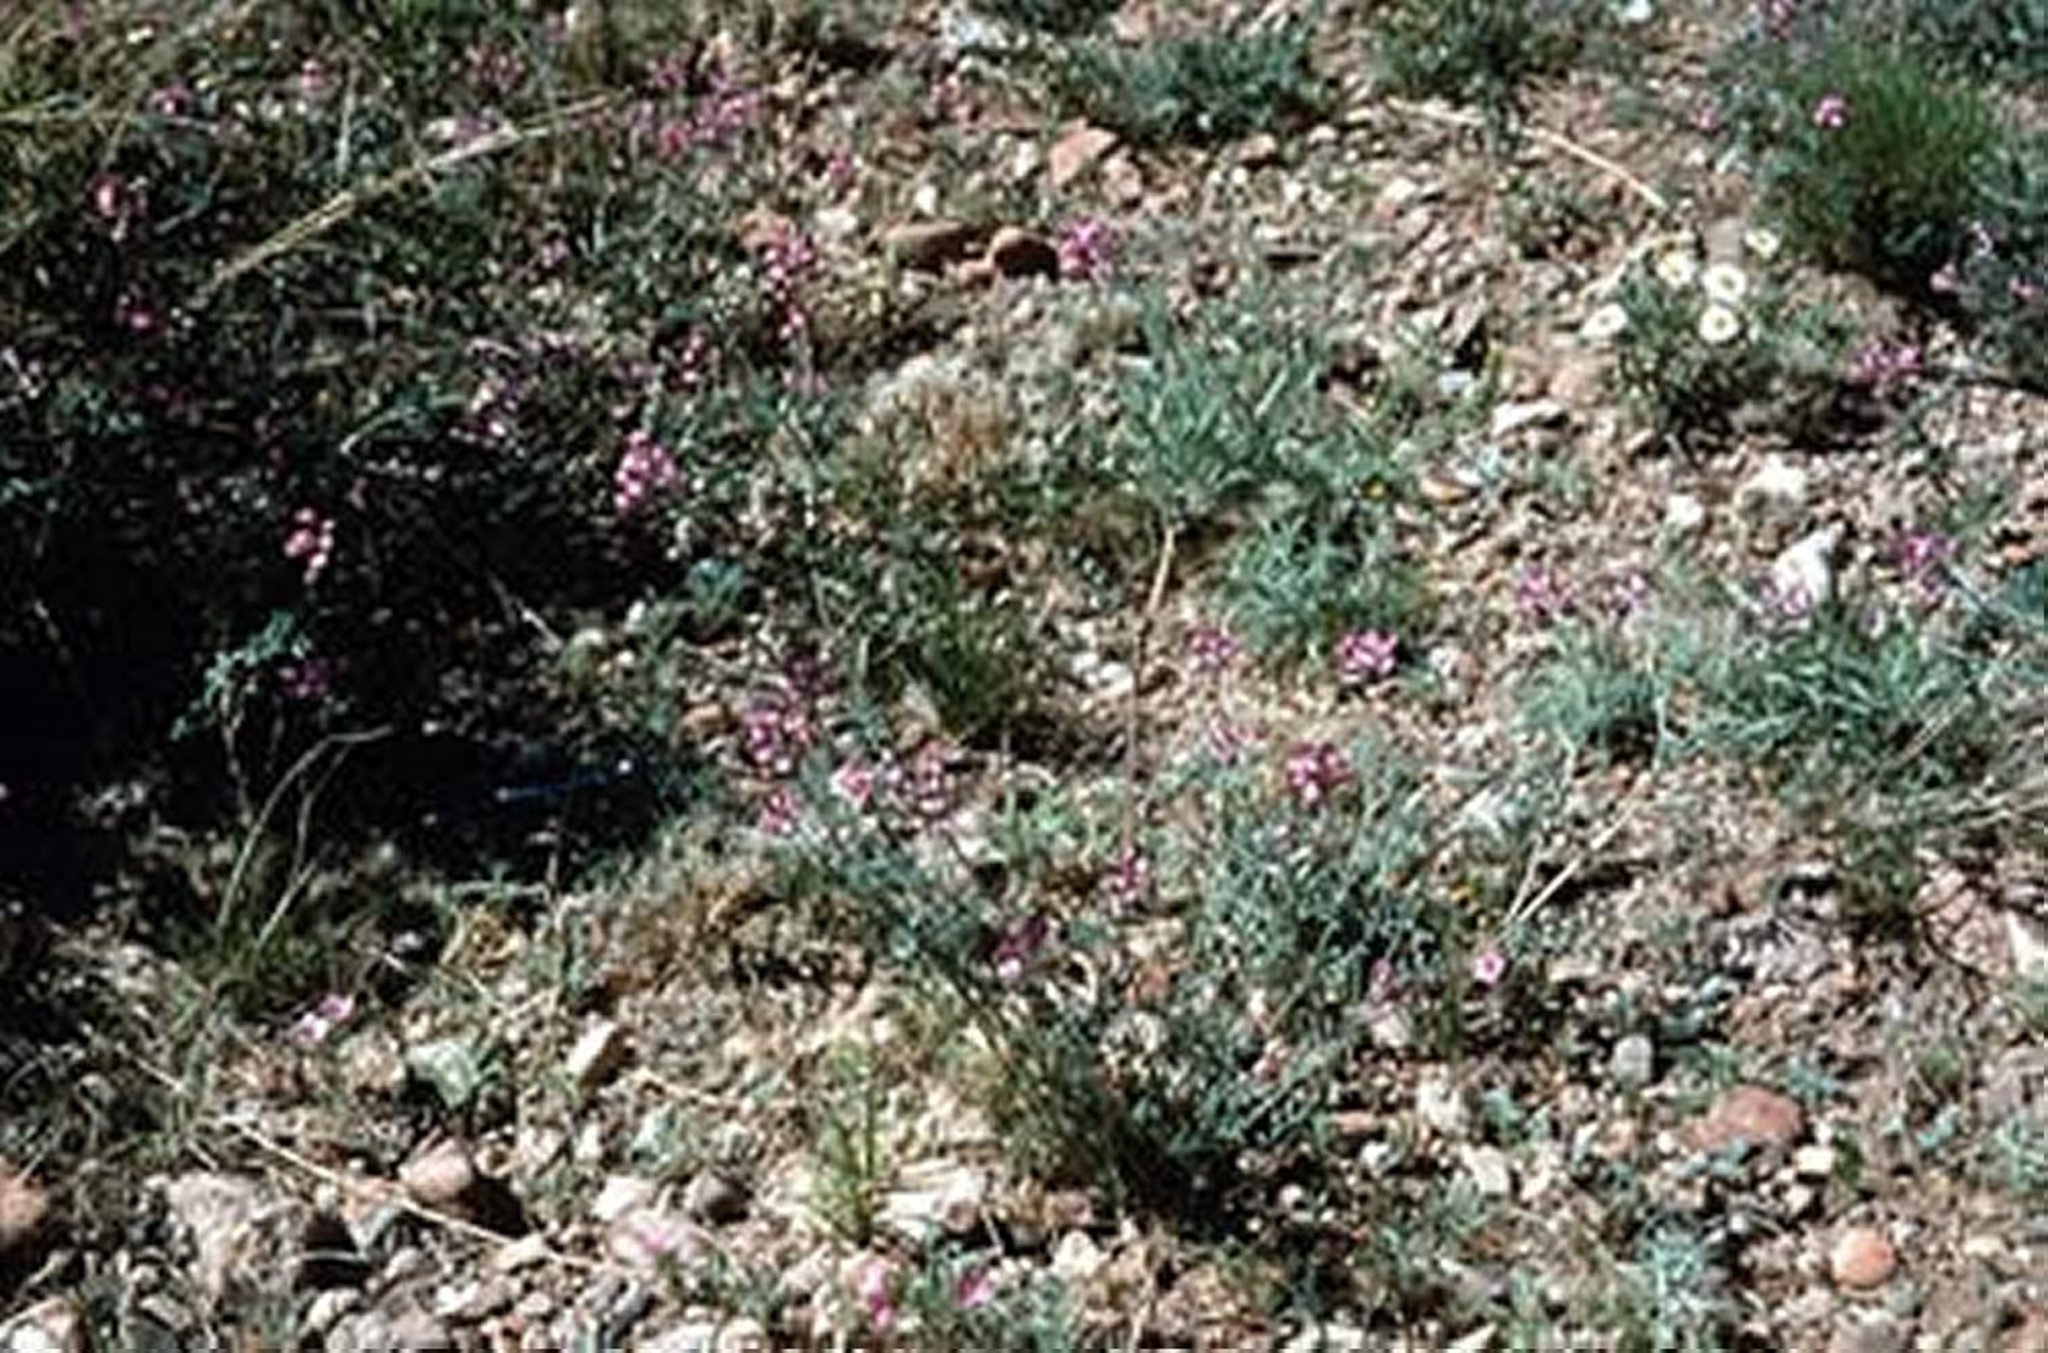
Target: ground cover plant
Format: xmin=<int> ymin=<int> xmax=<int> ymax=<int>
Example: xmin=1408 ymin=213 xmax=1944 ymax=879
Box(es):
xmin=1 ymin=0 xmax=2046 ymax=1349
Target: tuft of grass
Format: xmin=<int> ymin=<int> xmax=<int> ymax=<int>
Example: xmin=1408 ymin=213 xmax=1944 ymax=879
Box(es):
xmin=1376 ymin=0 xmax=1617 ymax=133
xmin=976 ymin=0 xmax=1122 ymax=36
xmin=1735 ymin=35 xmax=2003 ymax=297
xmin=1039 ymin=19 xmax=1326 ymax=148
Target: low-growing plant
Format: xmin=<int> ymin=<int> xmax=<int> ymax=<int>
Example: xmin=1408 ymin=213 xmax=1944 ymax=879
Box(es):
xmin=976 ymin=0 xmax=1123 ymax=36
xmin=1730 ymin=31 xmax=2002 ymax=297
xmin=1376 ymin=0 xmax=1617 ymax=134
xmin=811 ymin=1044 xmax=889 ymax=1243
xmin=1037 ymin=18 xmax=1326 ymax=147
xmin=776 ymin=733 xmax=1467 ymax=1224
xmin=1607 ymin=246 xmax=1850 ymax=450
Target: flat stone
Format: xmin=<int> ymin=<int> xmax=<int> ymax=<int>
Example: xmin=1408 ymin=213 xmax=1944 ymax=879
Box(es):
xmin=1829 ymin=1225 xmax=1898 ymax=1290
xmin=1049 ymin=123 xmax=1117 ymax=190
xmin=1610 ymin=1034 xmax=1656 ymax=1089
xmin=1691 ymin=1085 xmax=1806 ymax=1155
xmin=1828 ymin=1312 xmax=1907 ymax=1353
xmin=1416 ymin=1073 xmax=1471 ymax=1140
xmin=1489 ymin=398 xmax=1567 ymax=439
xmin=1794 ymin=1145 xmax=1838 ymax=1180
xmin=591 ymin=1175 xmax=657 ymax=1224
xmin=0 ymin=1298 xmax=84 ymax=1353
xmin=682 ymin=1171 xmax=749 ymax=1226
xmin=566 ymin=1018 xmax=630 ymax=1093
xmin=400 ymin=1139 xmax=477 ymax=1210
xmin=1735 ymin=453 xmax=1810 ymax=527
xmin=1459 ymin=1145 xmax=1513 ymax=1198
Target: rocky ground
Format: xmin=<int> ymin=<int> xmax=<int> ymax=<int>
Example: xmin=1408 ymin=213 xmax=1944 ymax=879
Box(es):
xmin=2 ymin=1 xmax=2045 ymax=1349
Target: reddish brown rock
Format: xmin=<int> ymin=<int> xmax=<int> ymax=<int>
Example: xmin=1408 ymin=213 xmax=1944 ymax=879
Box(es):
xmin=987 ymin=226 xmax=1060 ymax=279
xmin=1829 ymin=1225 xmax=1898 ymax=1290
xmin=2003 ymin=1306 xmax=2048 ymax=1353
xmin=1690 ymin=1085 xmax=1807 ymax=1154
xmin=0 ymin=1162 xmax=50 ymax=1263
xmin=1048 ymin=122 xmax=1117 ymax=190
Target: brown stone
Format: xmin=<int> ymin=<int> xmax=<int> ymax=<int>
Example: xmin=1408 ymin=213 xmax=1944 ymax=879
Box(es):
xmin=1690 ymin=1085 xmax=1806 ymax=1154
xmin=987 ymin=226 xmax=1060 ymax=279
xmin=1048 ymin=122 xmax=1118 ymax=190
xmin=2003 ymin=1306 xmax=2048 ymax=1353
xmin=399 ymin=1138 xmax=478 ymax=1209
xmin=0 ymin=1162 xmax=50 ymax=1263
xmin=882 ymin=219 xmax=984 ymax=271
xmin=1829 ymin=1225 xmax=1898 ymax=1289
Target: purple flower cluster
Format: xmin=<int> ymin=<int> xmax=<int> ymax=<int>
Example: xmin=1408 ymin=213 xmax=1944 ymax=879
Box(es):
xmin=1515 ymin=564 xmax=1575 ymax=625
xmin=1848 ymin=338 xmax=1922 ymax=393
xmin=284 ymin=508 xmax=335 ymax=584
xmin=1057 ymin=218 xmax=1119 ymax=282
xmin=1285 ymin=741 xmax=1352 ymax=807
xmin=613 ymin=429 xmax=679 ymax=516
xmin=1187 ymin=623 xmax=1243 ymax=675
xmin=1335 ymin=629 xmax=1399 ymax=684
xmin=758 ymin=225 xmax=818 ymax=345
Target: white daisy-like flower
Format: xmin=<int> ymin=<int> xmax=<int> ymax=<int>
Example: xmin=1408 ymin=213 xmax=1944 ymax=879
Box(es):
xmin=1697 ymin=302 xmax=1742 ymax=346
xmin=1742 ymin=226 xmax=1782 ymax=260
xmin=1655 ymin=247 xmax=1700 ymax=289
xmin=1701 ymin=262 xmax=1749 ymax=306
xmin=1581 ymin=302 xmax=1630 ymax=342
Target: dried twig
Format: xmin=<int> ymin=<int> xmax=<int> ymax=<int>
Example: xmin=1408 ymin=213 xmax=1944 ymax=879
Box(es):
xmin=1507 ymin=787 xmax=1649 ymax=929
xmin=1375 ymin=96 xmax=1674 ymax=217
xmin=190 ymin=97 xmax=611 ymax=308
xmin=1121 ymin=523 xmax=1179 ymax=860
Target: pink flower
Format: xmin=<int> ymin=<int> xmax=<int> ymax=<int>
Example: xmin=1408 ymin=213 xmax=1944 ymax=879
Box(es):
xmin=830 ymin=758 xmax=877 ymax=810
xmin=1188 ymin=623 xmax=1243 ymax=675
xmin=1470 ymin=946 xmax=1507 ymax=987
xmin=283 ymin=507 xmax=336 ymax=584
xmin=1896 ymin=529 xmax=1955 ymax=605
xmin=1335 ymin=629 xmax=1399 ymax=684
xmin=741 ymin=694 xmax=813 ymax=776
xmin=758 ymin=785 xmax=801 ymax=837
xmin=956 ymin=1265 xmax=994 ymax=1310
xmin=1848 ymin=338 xmax=1923 ymax=393
xmin=903 ymin=742 xmax=953 ymax=819
xmin=1057 ymin=217 xmax=1119 ymax=282
xmin=1812 ymin=93 xmax=1849 ymax=130
xmin=287 ymin=992 xmax=356 ymax=1047
xmin=1205 ymin=718 xmax=1256 ymax=766
xmin=857 ymin=1258 xmax=897 ymax=1332
xmin=613 ymin=429 xmax=679 ymax=515
xmin=993 ymin=914 xmax=1051 ymax=983
xmin=1103 ymin=849 xmax=1151 ymax=910
xmin=1284 ymin=741 xmax=1352 ymax=808
xmin=1515 ymin=564 xmax=1574 ymax=624
xmin=148 ymin=81 xmax=191 ymax=117
xmin=277 ymin=656 xmax=333 ymax=702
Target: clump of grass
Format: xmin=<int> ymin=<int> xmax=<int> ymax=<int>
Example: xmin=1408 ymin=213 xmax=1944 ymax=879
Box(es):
xmin=1040 ymin=19 xmax=1325 ymax=147
xmin=1730 ymin=33 xmax=2002 ymax=297
xmin=976 ymin=0 xmax=1122 ymax=36
xmin=1377 ymin=0 xmax=1617 ymax=133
